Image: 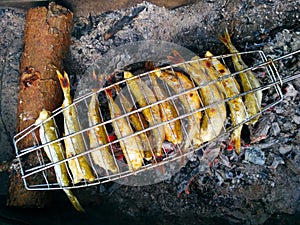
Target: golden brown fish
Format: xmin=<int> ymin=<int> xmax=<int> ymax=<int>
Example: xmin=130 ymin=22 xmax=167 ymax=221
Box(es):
xmin=150 ymin=73 xmax=183 ymax=145
xmin=106 ymin=89 xmax=144 ymax=172
xmin=114 ymin=84 xmax=153 ymax=161
xmin=154 ymin=69 xmax=202 ymax=149
xmin=168 ymin=51 xmax=226 ymax=144
xmin=57 ymin=71 xmax=95 ymax=184
xmin=88 ymin=92 xmax=118 ymax=173
xmin=35 ymin=109 xmax=84 ymax=212
xmin=204 ymin=51 xmax=246 ymax=153
xmin=124 ymin=71 xmax=165 ymax=157
xmin=218 ymin=29 xmax=262 ymax=125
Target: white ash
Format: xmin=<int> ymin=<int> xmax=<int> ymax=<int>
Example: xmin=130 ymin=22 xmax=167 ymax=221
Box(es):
xmin=69 ymin=0 xmax=300 ymax=77
xmin=279 ymin=144 xmax=293 ymax=155
xmin=244 ymin=147 xmax=266 ymax=165
xmin=271 ymin=122 xmax=280 ymax=136
xmin=292 ymin=115 xmax=300 ymax=125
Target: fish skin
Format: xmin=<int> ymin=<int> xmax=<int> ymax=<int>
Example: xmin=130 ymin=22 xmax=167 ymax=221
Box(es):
xmin=88 ymin=92 xmax=118 ymax=173
xmin=106 ymin=89 xmax=144 ymax=172
xmin=150 ymin=74 xmax=183 ymax=145
xmin=168 ymin=51 xmax=226 ymax=144
xmin=204 ymin=51 xmax=246 ymax=154
xmin=194 ymin=68 xmax=226 ymax=144
xmin=114 ymin=84 xmax=153 ymax=161
xmin=124 ymin=71 xmax=165 ymax=157
xmin=218 ymin=29 xmax=262 ymax=125
xmin=154 ymin=69 xmax=202 ymax=150
xmin=35 ymin=109 xmax=85 ymax=213
xmin=57 ymin=71 xmax=95 ymax=184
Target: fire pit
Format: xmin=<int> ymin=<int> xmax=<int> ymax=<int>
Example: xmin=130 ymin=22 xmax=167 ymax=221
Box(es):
xmin=0 ymin=1 xmax=300 ymax=224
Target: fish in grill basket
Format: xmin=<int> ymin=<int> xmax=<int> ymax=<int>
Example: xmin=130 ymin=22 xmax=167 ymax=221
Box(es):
xmin=204 ymin=51 xmax=246 ymax=153
xmin=35 ymin=109 xmax=84 ymax=212
xmin=106 ymin=88 xmax=144 ymax=172
xmin=150 ymin=73 xmax=183 ymax=145
xmin=168 ymin=51 xmax=227 ymax=145
xmin=114 ymin=84 xmax=153 ymax=161
xmin=218 ymin=29 xmax=262 ymax=125
xmin=87 ymin=92 xmax=119 ymax=173
xmin=124 ymin=71 xmax=165 ymax=158
xmin=57 ymin=71 xmax=95 ymax=184
xmin=153 ymin=69 xmax=202 ymax=150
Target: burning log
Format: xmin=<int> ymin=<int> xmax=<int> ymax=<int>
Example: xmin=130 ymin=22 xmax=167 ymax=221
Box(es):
xmin=7 ymin=2 xmax=73 ymax=207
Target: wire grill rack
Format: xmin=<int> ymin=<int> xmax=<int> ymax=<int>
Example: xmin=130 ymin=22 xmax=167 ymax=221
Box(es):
xmin=13 ymin=49 xmax=300 ymax=190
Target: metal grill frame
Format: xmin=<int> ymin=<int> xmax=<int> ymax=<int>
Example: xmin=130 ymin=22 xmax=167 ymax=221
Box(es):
xmin=13 ymin=49 xmax=300 ymax=190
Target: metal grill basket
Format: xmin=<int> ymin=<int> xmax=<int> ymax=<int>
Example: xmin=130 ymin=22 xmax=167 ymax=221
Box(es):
xmin=13 ymin=49 xmax=300 ymax=190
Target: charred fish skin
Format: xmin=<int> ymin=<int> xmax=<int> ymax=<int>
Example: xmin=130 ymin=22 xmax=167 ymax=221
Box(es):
xmin=114 ymin=85 xmax=153 ymax=161
xmin=88 ymin=92 xmax=118 ymax=173
xmin=154 ymin=69 xmax=202 ymax=149
xmin=106 ymin=90 xmax=144 ymax=172
xmin=205 ymin=51 xmax=246 ymax=153
xmin=57 ymin=71 xmax=95 ymax=184
xmin=218 ymin=30 xmax=262 ymax=125
xmin=150 ymin=73 xmax=183 ymax=145
xmin=35 ymin=109 xmax=84 ymax=213
xmin=124 ymin=71 xmax=165 ymax=158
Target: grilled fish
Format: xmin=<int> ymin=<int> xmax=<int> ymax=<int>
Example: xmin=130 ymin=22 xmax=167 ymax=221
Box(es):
xmin=57 ymin=71 xmax=95 ymax=184
xmin=168 ymin=51 xmax=226 ymax=144
xmin=88 ymin=92 xmax=118 ymax=173
xmin=154 ymin=69 xmax=202 ymax=149
xmin=189 ymin=62 xmax=226 ymax=144
xmin=114 ymin=84 xmax=153 ymax=161
xmin=124 ymin=71 xmax=165 ymax=157
xmin=218 ymin=29 xmax=262 ymax=125
xmin=150 ymin=73 xmax=183 ymax=145
xmin=35 ymin=109 xmax=84 ymax=212
xmin=106 ymin=89 xmax=144 ymax=172
xmin=204 ymin=51 xmax=246 ymax=153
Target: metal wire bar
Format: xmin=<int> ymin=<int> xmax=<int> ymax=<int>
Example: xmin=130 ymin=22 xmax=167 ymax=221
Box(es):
xmin=13 ymin=49 xmax=299 ymax=190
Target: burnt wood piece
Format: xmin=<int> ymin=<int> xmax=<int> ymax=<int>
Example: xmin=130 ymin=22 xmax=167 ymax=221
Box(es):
xmin=7 ymin=2 xmax=73 ymax=208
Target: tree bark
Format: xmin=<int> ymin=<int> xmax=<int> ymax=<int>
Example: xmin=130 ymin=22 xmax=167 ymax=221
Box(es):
xmin=7 ymin=2 xmax=73 ymax=207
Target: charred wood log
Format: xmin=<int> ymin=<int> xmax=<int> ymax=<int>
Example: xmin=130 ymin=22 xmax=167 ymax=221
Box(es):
xmin=7 ymin=2 xmax=73 ymax=208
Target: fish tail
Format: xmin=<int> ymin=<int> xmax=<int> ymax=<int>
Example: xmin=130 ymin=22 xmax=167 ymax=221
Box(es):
xmin=167 ymin=50 xmax=185 ymax=64
xmin=179 ymin=156 xmax=186 ymax=168
xmin=218 ymin=28 xmax=230 ymax=45
xmin=158 ymin=164 xmax=166 ymax=176
xmin=97 ymin=73 xmax=108 ymax=89
xmin=144 ymin=60 xmax=155 ymax=71
xmin=63 ymin=189 xmax=85 ymax=213
xmin=230 ymin=127 xmax=242 ymax=154
xmin=114 ymin=83 xmax=122 ymax=94
xmin=57 ymin=70 xmax=71 ymax=97
xmin=92 ymin=70 xmax=97 ymax=81
xmin=91 ymin=70 xmax=99 ymax=91
xmin=105 ymin=87 xmax=113 ymax=99
xmin=218 ymin=29 xmax=237 ymax=53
